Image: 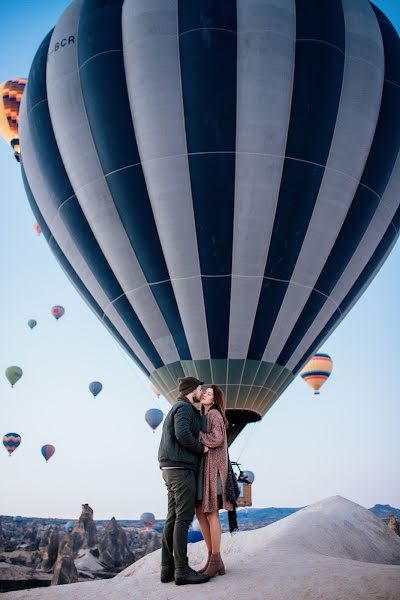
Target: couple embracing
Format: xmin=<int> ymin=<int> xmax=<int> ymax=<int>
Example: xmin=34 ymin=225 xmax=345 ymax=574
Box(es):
xmin=158 ymin=376 xmax=239 ymax=586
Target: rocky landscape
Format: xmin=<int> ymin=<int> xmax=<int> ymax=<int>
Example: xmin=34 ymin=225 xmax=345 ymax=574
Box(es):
xmin=0 ymin=500 xmax=399 ymax=595
xmin=2 ymin=496 xmax=400 ymax=600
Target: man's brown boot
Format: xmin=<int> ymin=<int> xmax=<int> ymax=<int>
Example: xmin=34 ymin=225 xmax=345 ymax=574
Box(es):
xmin=205 ymin=552 xmax=225 ymax=577
xmin=197 ymin=551 xmax=212 ymax=573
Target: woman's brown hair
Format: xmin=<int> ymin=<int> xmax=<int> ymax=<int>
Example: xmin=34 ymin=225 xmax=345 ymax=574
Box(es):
xmin=209 ymin=384 xmax=229 ymax=429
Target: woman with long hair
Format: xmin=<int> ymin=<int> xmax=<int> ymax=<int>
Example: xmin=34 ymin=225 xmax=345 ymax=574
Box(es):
xmin=195 ymin=384 xmax=234 ymax=577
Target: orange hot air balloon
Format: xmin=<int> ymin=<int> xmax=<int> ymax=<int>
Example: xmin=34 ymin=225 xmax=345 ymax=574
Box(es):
xmin=0 ymin=78 xmax=27 ymax=162
xmin=34 ymin=222 xmax=42 ymax=235
xmin=300 ymin=353 xmax=333 ymax=395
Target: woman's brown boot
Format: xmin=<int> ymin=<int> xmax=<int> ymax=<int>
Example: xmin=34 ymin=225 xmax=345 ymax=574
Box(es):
xmin=197 ymin=550 xmax=212 ymax=573
xmin=205 ymin=552 xmax=225 ymax=577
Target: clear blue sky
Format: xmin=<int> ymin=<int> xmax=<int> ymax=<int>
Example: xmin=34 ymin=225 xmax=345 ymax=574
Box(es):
xmin=1 ymin=0 xmax=399 ymax=520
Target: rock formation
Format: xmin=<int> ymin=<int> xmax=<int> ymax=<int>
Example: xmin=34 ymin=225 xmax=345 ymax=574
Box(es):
xmin=19 ymin=525 xmax=39 ymax=551
xmin=0 ymin=521 xmax=4 ymax=553
xmin=99 ymin=517 xmax=134 ymax=572
xmin=388 ymin=515 xmax=400 ymax=536
xmin=71 ymin=504 xmax=99 ymax=555
xmin=40 ymin=527 xmax=60 ymax=571
xmin=51 ymin=535 xmax=78 ymax=586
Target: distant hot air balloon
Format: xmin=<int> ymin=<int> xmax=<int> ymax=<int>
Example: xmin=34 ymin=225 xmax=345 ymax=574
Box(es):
xmin=140 ymin=512 xmax=155 ymax=531
xmin=89 ymin=381 xmax=102 ymax=398
xmin=0 ymin=78 xmax=27 ymax=161
xmin=3 ymin=433 xmax=21 ymax=456
xmin=242 ymin=470 xmax=255 ymax=484
xmin=300 ymin=353 xmax=333 ymax=395
xmin=188 ymin=530 xmax=204 ymax=544
xmin=13 ymin=515 xmax=23 ymax=525
xmin=41 ymin=444 xmax=55 ymax=462
xmin=51 ymin=305 xmax=65 ymax=320
xmin=5 ymin=366 xmax=23 ymax=388
xmin=34 ymin=222 xmax=42 ymax=235
xmin=145 ymin=409 xmax=163 ymax=432
xmin=18 ymin=0 xmax=400 ymax=446
xmin=27 ymin=319 xmax=37 ymax=330
xmin=65 ymin=520 xmax=76 ymax=534
xmin=150 ymin=383 xmax=161 ymax=398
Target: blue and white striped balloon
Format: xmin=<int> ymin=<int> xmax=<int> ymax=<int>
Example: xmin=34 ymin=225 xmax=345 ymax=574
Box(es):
xmin=19 ymin=0 xmax=400 ymax=444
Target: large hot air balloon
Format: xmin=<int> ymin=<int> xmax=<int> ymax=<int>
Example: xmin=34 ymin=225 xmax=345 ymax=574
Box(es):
xmin=5 ymin=366 xmax=23 ymax=388
xmin=145 ymin=408 xmax=164 ymax=432
xmin=3 ymin=433 xmax=21 ymax=456
xmin=51 ymin=305 xmax=65 ymax=320
xmin=27 ymin=319 xmax=37 ymax=330
xmin=0 ymin=78 xmax=27 ymax=162
xmin=140 ymin=512 xmax=155 ymax=531
xmin=89 ymin=381 xmax=103 ymax=397
xmin=18 ymin=0 xmax=400 ymax=445
xmin=41 ymin=444 xmax=56 ymax=462
xmin=300 ymin=353 xmax=333 ymax=395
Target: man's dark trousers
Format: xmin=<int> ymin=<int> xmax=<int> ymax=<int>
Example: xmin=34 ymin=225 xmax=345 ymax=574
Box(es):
xmin=161 ymin=468 xmax=196 ymax=569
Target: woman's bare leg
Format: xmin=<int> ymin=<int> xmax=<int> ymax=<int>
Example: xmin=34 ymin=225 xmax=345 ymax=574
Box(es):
xmin=195 ymin=506 xmax=212 ymax=552
xmin=206 ymin=511 xmax=221 ymax=554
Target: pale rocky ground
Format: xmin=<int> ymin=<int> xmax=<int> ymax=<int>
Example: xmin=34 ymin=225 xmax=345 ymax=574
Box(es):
xmin=4 ymin=496 xmax=400 ymax=600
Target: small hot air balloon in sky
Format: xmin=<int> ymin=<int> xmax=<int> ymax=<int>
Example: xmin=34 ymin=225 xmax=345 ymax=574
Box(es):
xmin=145 ymin=408 xmax=163 ymax=432
xmin=5 ymin=366 xmax=23 ymax=387
xmin=0 ymin=78 xmax=27 ymax=161
xmin=150 ymin=383 xmax=161 ymax=398
xmin=242 ymin=470 xmax=255 ymax=484
xmin=65 ymin=520 xmax=76 ymax=534
xmin=3 ymin=433 xmax=21 ymax=456
xmin=41 ymin=444 xmax=55 ymax=462
xmin=140 ymin=512 xmax=155 ymax=531
xmin=300 ymin=353 xmax=333 ymax=395
xmin=89 ymin=381 xmax=102 ymax=398
xmin=13 ymin=515 xmax=23 ymax=525
xmin=188 ymin=530 xmax=204 ymax=544
xmin=27 ymin=319 xmax=37 ymax=330
xmin=51 ymin=305 xmax=65 ymax=320
xmin=34 ymin=222 xmax=42 ymax=235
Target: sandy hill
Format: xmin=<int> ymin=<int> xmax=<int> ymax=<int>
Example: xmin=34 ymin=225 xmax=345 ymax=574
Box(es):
xmin=4 ymin=496 xmax=400 ymax=600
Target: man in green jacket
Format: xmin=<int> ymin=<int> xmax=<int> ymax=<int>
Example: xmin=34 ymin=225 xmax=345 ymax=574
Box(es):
xmin=158 ymin=376 xmax=210 ymax=586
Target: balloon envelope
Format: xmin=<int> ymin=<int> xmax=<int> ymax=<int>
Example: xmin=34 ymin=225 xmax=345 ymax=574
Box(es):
xmin=13 ymin=516 xmax=23 ymax=524
xmin=145 ymin=408 xmax=163 ymax=431
xmin=51 ymin=305 xmax=65 ymax=320
xmin=27 ymin=319 xmax=37 ymax=330
xmin=19 ymin=1 xmax=400 ymax=445
xmin=3 ymin=433 xmax=21 ymax=456
xmin=65 ymin=520 xmax=75 ymax=534
xmin=89 ymin=381 xmax=102 ymax=397
xmin=300 ymin=353 xmax=333 ymax=395
xmin=41 ymin=444 xmax=55 ymax=462
xmin=5 ymin=366 xmax=23 ymax=387
xmin=0 ymin=78 xmax=27 ymax=161
xmin=34 ymin=222 xmax=42 ymax=235
xmin=140 ymin=512 xmax=155 ymax=529
xmin=188 ymin=530 xmax=204 ymax=543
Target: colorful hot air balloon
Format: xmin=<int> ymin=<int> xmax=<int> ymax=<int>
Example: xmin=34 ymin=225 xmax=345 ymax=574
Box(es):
xmin=18 ymin=1 xmax=400 ymax=445
xmin=145 ymin=408 xmax=164 ymax=432
xmin=51 ymin=305 xmax=65 ymax=320
xmin=65 ymin=520 xmax=76 ymax=534
xmin=300 ymin=353 xmax=333 ymax=395
xmin=5 ymin=366 xmax=23 ymax=388
xmin=34 ymin=222 xmax=42 ymax=235
xmin=41 ymin=444 xmax=56 ymax=462
xmin=27 ymin=319 xmax=37 ymax=330
xmin=140 ymin=512 xmax=155 ymax=531
xmin=242 ymin=470 xmax=255 ymax=485
xmin=89 ymin=381 xmax=103 ymax=397
xmin=3 ymin=433 xmax=21 ymax=456
xmin=188 ymin=530 xmax=204 ymax=544
xmin=0 ymin=78 xmax=27 ymax=162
